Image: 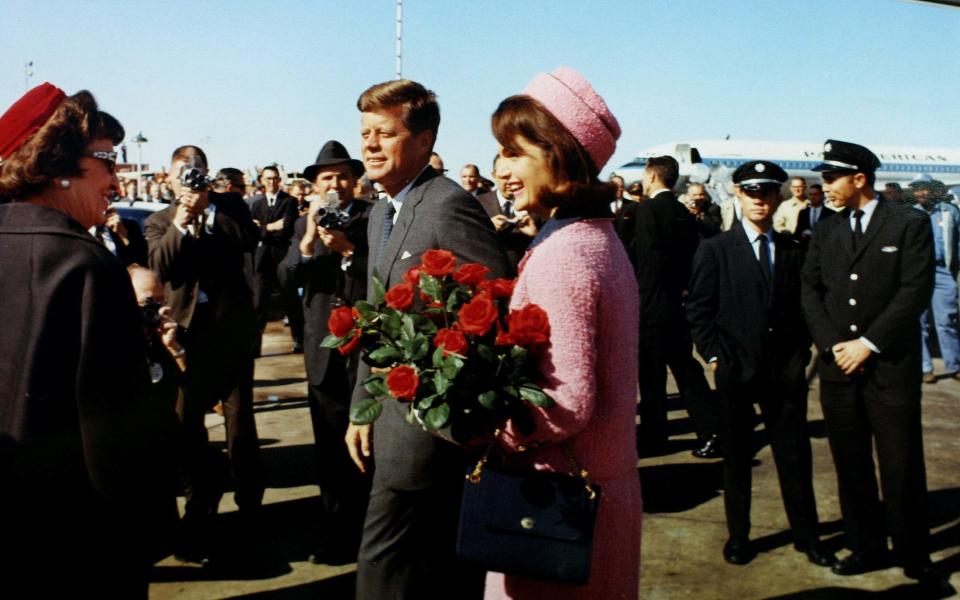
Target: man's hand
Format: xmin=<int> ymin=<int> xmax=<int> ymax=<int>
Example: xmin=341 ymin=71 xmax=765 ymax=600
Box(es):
xmin=710 ymin=361 xmax=718 ymax=373
xmin=319 ymin=227 xmax=354 ymax=256
xmin=516 ymin=214 xmax=539 ymax=238
xmin=491 ymin=214 xmax=513 ymax=232
xmin=173 ymin=189 xmax=209 ymax=230
xmin=345 ymin=423 xmax=372 ymax=473
xmin=832 ymin=339 xmax=872 ymax=375
xmin=266 ymin=217 xmax=285 ymax=232
xmin=105 ymin=211 xmax=130 ymax=244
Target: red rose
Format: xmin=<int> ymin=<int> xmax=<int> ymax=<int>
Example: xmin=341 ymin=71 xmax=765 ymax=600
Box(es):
xmin=421 ymin=249 xmax=457 ymax=277
xmin=386 ymin=365 xmax=420 ymax=401
xmin=453 ymin=263 xmax=491 ymax=287
xmin=338 ymin=331 xmax=361 ymax=355
xmin=477 ymin=278 xmax=516 ymax=299
xmin=434 ymin=327 xmax=469 ymax=356
xmin=385 ymin=283 xmax=416 ymax=310
xmin=403 ymin=266 xmax=421 ymax=287
xmin=494 ymin=329 xmax=515 ymax=346
xmin=457 ymin=293 xmax=499 ymax=336
xmin=328 ymin=306 xmax=356 ymax=338
xmin=507 ymin=304 xmax=550 ymax=346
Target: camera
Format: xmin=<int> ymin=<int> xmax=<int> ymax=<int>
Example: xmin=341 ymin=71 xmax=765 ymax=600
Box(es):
xmin=180 ymin=167 xmax=213 ymax=192
xmin=141 ymin=299 xmax=163 ymax=327
xmin=314 ymin=190 xmax=350 ymax=230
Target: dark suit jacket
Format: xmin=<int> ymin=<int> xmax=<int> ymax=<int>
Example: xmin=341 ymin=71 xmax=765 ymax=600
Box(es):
xmin=352 ymin=167 xmax=511 ymax=490
xmin=633 ymin=190 xmax=700 ymax=326
xmin=801 ymin=198 xmax=934 ymax=385
xmin=280 ymin=201 xmax=370 ymax=384
xmin=144 ymin=192 xmax=260 ymax=351
xmin=112 ymin=218 xmax=148 ymax=266
xmin=250 ymin=191 xmax=298 ymax=274
xmin=614 ymin=199 xmax=638 ymax=252
xmin=694 ymin=203 xmax=723 ymax=239
xmin=794 ymin=205 xmax=836 ymax=241
xmin=476 ymin=190 xmax=532 ymax=269
xmin=687 ymin=224 xmax=810 ymax=384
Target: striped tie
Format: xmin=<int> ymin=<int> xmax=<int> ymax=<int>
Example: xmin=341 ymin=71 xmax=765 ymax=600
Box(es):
xmin=375 ymin=200 xmax=396 ymax=266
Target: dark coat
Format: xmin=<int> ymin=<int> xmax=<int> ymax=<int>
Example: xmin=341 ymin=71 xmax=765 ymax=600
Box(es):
xmin=476 ymin=190 xmax=532 ymax=269
xmin=250 ymin=190 xmax=298 ymax=273
xmin=144 ymin=192 xmax=260 ymax=349
xmin=632 ymin=190 xmax=700 ymax=326
xmin=281 ymin=201 xmax=371 ymax=383
xmin=687 ymin=223 xmax=811 ymax=383
xmin=694 ymin=202 xmax=723 ymax=239
xmin=352 ymin=167 xmax=512 ymax=490
xmin=801 ymin=198 xmax=934 ymax=385
xmin=0 ymin=203 xmax=177 ymax=594
xmin=109 ymin=217 xmax=148 ymax=266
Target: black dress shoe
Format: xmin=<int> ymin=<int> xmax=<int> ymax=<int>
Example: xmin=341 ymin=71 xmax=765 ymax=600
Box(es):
xmin=723 ymin=539 xmax=755 ymax=565
xmin=692 ymin=434 xmax=721 ymax=459
xmin=831 ymin=550 xmax=890 ymax=576
xmin=904 ymin=563 xmax=951 ymax=591
xmin=794 ymin=542 xmax=836 ymax=567
xmin=309 ymin=544 xmax=359 ymax=566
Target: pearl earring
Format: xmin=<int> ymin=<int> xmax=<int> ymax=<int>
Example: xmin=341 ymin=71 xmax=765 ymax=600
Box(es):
xmin=59 ymin=179 xmax=71 ymax=189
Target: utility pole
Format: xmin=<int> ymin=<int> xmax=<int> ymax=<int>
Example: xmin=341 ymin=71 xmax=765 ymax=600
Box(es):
xmin=396 ymin=0 xmax=403 ymax=79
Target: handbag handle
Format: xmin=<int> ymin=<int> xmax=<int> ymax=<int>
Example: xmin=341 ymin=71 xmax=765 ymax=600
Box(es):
xmin=466 ymin=428 xmax=598 ymax=500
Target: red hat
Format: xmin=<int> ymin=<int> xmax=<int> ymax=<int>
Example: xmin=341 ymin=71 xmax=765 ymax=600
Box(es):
xmin=0 ymin=82 xmax=66 ymax=163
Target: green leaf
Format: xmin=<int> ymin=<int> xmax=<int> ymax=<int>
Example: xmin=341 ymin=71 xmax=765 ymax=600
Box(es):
xmin=442 ymin=356 xmax=464 ymax=379
xmin=477 ymin=344 xmax=496 ymax=362
xmin=350 ymin=398 xmax=383 ymax=425
xmin=446 ymin=288 xmax=460 ymax=312
xmin=510 ymin=345 xmax=528 ymax=362
xmin=433 ymin=371 xmax=452 ymax=395
xmin=424 ymin=403 xmax=451 ymax=430
xmin=363 ymin=376 xmax=387 ymax=396
xmin=371 ymin=272 xmax=386 ymax=305
xmin=409 ymin=336 xmax=430 ymax=361
xmin=354 ymin=301 xmax=377 ymax=319
xmin=411 ymin=314 xmax=438 ymax=335
xmin=381 ymin=311 xmax=402 ymax=338
xmin=519 ymin=385 xmax=554 ymax=408
xmin=420 ymin=274 xmax=442 ymax=301
xmin=416 ymin=393 xmax=439 ymax=410
xmin=501 ymin=385 xmax=519 ymax=398
xmin=432 ymin=346 xmax=447 ymax=368
xmin=477 ymin=390 xmax=499 ymax=410
xmin=368 ymin=346 xmax=402 ymax=363
xmin=320 ymin=334 xmax=346 ymax=348
xmin=401 ymin=315 xmax=416 ymax=342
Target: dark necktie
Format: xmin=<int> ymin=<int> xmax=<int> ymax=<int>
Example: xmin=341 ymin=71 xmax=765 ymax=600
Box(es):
xmin=502 ymin=201 xmax=514 ymax=218
xmin=375 ymin=200 xmax=396 ymax=266
xmin=853 ymin=209 xmax=864 ymax=248
xmin=758 ymin=233 xmax=772 ymax=288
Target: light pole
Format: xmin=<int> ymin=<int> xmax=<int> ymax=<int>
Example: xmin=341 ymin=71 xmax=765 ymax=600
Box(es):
xmin=396 ymin=0 xmax=402 ymax=79
xmin=132 ymin=132 xmax=148 ymax=199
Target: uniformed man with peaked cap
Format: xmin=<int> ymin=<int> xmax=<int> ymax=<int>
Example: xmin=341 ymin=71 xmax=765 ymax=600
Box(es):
xmin=688 ymin=160 xmax=833 ymax=568
xmin=801 ymin=140 xmax=946 ymax=588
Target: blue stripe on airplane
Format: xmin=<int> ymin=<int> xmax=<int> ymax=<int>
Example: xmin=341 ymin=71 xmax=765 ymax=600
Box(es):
xmin=620 ymin=157 xmax=960 ymax=174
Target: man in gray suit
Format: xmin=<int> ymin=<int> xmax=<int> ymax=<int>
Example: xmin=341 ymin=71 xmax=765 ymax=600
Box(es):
xmin=345 ymin=80 xmax=511 ymax=600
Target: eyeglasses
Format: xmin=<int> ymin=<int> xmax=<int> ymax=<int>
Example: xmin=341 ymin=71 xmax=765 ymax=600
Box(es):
xmin=86 ymin=150 xmax=118 ymax=173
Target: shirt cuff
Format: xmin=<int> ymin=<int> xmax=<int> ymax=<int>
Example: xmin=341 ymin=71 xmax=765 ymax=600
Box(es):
xmin=859 ymin=336 xmax=880 ymax=354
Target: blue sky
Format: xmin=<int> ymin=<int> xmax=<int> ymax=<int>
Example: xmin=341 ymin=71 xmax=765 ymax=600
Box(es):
xmin=2 ymin=0 xmax=958 ymax=180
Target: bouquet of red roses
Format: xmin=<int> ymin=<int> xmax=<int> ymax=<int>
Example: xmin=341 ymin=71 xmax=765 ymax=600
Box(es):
xmin=321 ymin=249 xmax=553 ymax=443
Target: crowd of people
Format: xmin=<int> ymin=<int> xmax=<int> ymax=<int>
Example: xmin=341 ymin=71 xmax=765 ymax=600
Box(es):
xmin=0 ymin=69 xmax=954 ymax=600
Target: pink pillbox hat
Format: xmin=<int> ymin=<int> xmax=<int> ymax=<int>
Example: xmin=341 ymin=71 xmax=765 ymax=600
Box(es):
xmin=522 ymin=66 xmax=621 ymax=171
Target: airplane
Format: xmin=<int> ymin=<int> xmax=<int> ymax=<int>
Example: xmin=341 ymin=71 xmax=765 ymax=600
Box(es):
xmin=612 ymin=140 xmax=960 ymax=195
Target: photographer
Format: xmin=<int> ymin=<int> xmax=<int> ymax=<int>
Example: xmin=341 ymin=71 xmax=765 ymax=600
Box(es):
xmin=280 ymin=140 xmax=371 ymax=564
xmin=145 ymin=145 xmax=262 ymax=564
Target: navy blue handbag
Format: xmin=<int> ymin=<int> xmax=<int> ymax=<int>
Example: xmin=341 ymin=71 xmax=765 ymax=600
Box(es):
xmin=455 ymin=444 xmax=600 ymax=585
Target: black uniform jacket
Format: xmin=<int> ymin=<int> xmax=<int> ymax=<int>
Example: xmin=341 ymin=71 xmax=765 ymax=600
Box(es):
xmin=280 ymin=201 xmax=371 ymax=383
xmin=687 ymin=223 xmax=811 ymax=384
xmin=800 ymin=198 xmax=934 ymax=385
xmin=250 ymin=190 xmax=298 ymax=273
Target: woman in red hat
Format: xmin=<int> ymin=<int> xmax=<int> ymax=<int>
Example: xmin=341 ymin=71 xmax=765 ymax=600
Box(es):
xmin=484 ymin=67 xmax=641 ymax=599
xmin=0 ymin=85 xmax=176 ymax=597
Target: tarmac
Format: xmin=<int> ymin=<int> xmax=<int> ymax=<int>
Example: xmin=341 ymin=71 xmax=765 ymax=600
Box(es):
xmin=150 ymin=321 xmax=960 ymax=599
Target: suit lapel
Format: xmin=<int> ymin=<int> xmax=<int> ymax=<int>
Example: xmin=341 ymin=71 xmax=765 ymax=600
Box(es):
xmin=378 ymin=168 xmax=437 ymax=283
xmin=731 ymin=224 xmax=770 ymax=305
xmin=836 ymin=207 xmax=855 ymax=259
xmin=852 ymin=199 xmax=887 ymax=263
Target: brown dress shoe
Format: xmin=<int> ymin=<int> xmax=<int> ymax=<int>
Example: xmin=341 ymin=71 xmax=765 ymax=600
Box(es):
xmin=922 ymin=371 xmax=936 ymax=384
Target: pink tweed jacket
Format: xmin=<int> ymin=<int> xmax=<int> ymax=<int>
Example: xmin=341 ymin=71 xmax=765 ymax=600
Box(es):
xmin=485 ymin=218 xmax=642 ymax=600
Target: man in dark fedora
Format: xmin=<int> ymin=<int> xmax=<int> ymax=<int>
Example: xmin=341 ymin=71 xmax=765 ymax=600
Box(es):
xmin=802 ymin=140 xmax=944 ymax=589
xmin=279 ymin=140 xmax=372 ymax=564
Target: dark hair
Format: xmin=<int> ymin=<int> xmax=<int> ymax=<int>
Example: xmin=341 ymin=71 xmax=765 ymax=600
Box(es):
xmin=491 ymin=154 xmax=500 ymax=172
xmin=170 ymin=145 xmax=207 ymax=170
xmin=0 ymin=90 xmax=124 ymax=200
xmin=462 ymin=164 xmax=479 ymax=176
xmin=215 ymin=167 xmax=245 ymax=190
xmin=357 ymin=80 xmax=440 ymax=139
xmin=809 ymin=183 xmax=823 ymax=192
xmin=790 ymin=177 xmax=806 ymax=185
xmin=645 ymin=156 xmax=679 ymax=188
xmin=261 ymin=164 xmax=280 ymax=178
